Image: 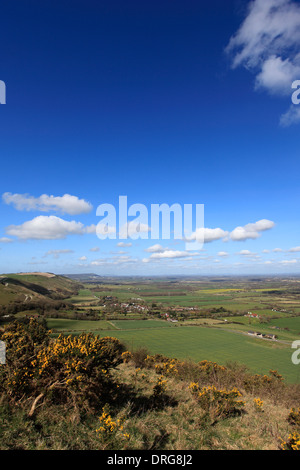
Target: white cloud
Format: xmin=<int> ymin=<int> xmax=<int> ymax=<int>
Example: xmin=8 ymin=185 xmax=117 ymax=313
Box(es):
xmin=96 ymin=224 xmax=116 ymax=237
xmin=119 ymin=222 xmax=151 ymax=239
xmin=217 ymin=251 xmax=229 ymax=257
xmin=84 ymin=224 xmax=98 ymax=234
xmin=280 ymin=258 xmax=298 ymax=264
xmin=89 ymin=247 xmax=100 ymax=252
xmin=0 ymin=237 xmax=13 ymax=243
xmin=188 ymin=227 xmax=228 ymax=243
xmin=230 ymin=219 xmax=275 ymax=241
xmin=6 ymin=216 xmax=85 ymax=240
xmin=226 ymin=0 xmax=300 ymax=124
xmin=44 ymin=249 xmax=74 ymax=259
xmin=117 ymin=242 xmax=132 ymax=247
xmin=144 ymin=244 xmax=166 ymax=253
xmin=91 ymin=260 xmax=108 ymax=266
xmin=238 ymin=249 xmax=256 ymax=256
xmin=272 ymin=247 xmax=283 ymax=252
xmin=149 ymin=250 xmax=197 ymax=260
xmin=79 ymin=256 xmax=87 ymax=261
xmin=2 ymin=192 xmax=92 ymax=215
xmin=255 ymin=55 xmax=300 ymax=96
xmin=288 ymin=246 xmax=300 ymax=252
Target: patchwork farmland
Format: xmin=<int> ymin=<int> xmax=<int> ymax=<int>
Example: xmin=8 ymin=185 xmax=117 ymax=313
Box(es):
xmin=39 ymin=274 xmax=300 ymax=383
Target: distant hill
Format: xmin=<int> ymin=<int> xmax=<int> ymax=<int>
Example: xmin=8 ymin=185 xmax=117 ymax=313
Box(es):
xmin=0 ymin=272 xmax=83 ymax=306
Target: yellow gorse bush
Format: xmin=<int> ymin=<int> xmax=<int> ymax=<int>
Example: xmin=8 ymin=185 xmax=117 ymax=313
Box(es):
xmin=154 ymin=360 xmax=179 ymax=377
xmin=96 ymin=407 xmax=130 ymax=443
xmin=198 ymin=360 xmax=227 ymax=374
xmin=152 ymin=376 xmax=167 ymax=397
xmin=31 ymin=333 xmax=124 ymax=379
xmin=281 ymin=432 xmax=300 ymax=451
xmin=121 ymin=351 xmax=133 ymax=363
xmin=0 ymin=319 xmax=125 ymax=410
xmin=288 ymin=407 xmax=300 ymax=427
xmin=189 ymin=382 xmax=245 ymax=418
xmin=253 ymin=398 xmax=264 ymax=412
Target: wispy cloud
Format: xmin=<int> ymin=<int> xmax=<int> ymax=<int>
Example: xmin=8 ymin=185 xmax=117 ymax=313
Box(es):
xmin=44 ymin=249 xmax=74 ymax=259
xmin=0 ymin=237 xmax=13 ymax=243
xmin=279 ymin=104 xmax=300 ymax=126
xmin=226 ymin=0 xmax=300 ymax=124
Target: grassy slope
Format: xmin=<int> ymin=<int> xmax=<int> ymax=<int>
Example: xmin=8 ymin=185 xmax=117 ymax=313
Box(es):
xmin=0 ymin=273 xmax=82 ymax=304
xmin=0 ymin=361 xmax=297 ymax=450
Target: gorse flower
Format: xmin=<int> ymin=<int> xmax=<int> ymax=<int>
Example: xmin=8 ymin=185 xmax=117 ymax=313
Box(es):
xmin=253 ymin=398 xmax=264 ymax=412
xmin=189 ymin=383 xmax=245 ymax=418
xmin=288 ymin=407 xmax=300 ymax=427
xmin=96 ymin=407 xmax=130 ymax=443
xmin=152 ymin=376 xmax=167 ymax=397
xmin=281 ymin=432 xmax=300 ymax=451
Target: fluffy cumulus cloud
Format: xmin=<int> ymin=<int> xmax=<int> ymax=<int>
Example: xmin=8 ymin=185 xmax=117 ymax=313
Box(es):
xmin=144 ymin=244 xmax=166 ymax=253
xmin=6 ymin=216 xmax=86 ymax=240
xmin=230 ymin=219 xmax=275 ymax=241
xmin=226 ymin=0 xmax=300 ymax=124
xmin=187 ymin=227 xmax=229 ymax=243
xmin=238 ymin=249 xmax=257 ymax=256
xmin=218 ymin=251 xmax=229 ymax=257
xmin=2 ymin=192 xmax=92 ymax=215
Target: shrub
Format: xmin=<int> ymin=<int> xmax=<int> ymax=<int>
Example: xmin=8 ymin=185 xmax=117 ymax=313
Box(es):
xmin=121 ymin=351 xmax=133 ymax=363
xmin=130 ymin=347 xmax=151 ymax=368
xmin=253 ymin=398 xmax=264 ymax=412
xmin=152 ymin=376 xmax=167 ymax=398
xmin=189 ymin=383 xmax=245 ymax=419
xmin=0 ymin=318 xmax=50 ymax=399
xmin=0 ymin=319 xmax=125 ymax=413
xmin=96 ymin=405 xmax=130 ymax=449
xmin=288 ymin=408 xmax=300 ymax=427
xmin=243 ymin=370 xmax=285 ymax=400
xmin=154 ymin=359 xmax=179 ymax=377
xmin=281 ymin=432 xmax=300 ymax=451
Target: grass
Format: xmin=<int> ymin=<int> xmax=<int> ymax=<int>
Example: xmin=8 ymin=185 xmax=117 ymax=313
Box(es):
xmin=46 ymin=318 xmax=117 ymax=332
xmin=81 ymin=325 xmax=299 ymax=383
xmin=0 ymin=361 xmax=296 ymax=450
xmin=45 ymin=317 xmax=300 ymax=383
xmin=110 ymin=320 xmax=175 ymax=330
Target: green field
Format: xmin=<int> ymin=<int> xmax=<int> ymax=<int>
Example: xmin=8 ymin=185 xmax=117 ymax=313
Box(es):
xmin=46 ymin=318 xmax=117 ymax=332
xmin=110 ymin=319 xmax=175 ymax=330
xmin=46 ymin=318 xmax=300 ymax=383
xmin=3 ymin=273 xmax=300 ymax=385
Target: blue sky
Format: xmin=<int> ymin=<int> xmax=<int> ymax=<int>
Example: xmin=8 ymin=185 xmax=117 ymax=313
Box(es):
xmin=0 ymin=0 xmax=300 ymax=276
